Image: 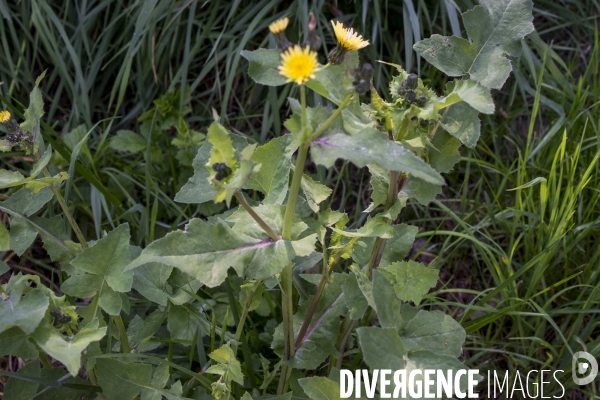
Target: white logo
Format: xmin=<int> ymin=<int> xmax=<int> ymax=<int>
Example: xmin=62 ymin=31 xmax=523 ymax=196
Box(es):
xmin=572 ymin=351 xmax=598 ymax=385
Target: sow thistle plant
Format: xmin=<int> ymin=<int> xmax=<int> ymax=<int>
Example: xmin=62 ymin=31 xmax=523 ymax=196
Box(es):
xmin=0 ymin=1 xmax=534 ymax=399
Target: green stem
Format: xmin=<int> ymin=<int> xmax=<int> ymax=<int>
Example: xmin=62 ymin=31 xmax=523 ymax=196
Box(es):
xmin=39 ymin=351 xmax=52 ymax=368
xmin=36 ymin=152 xmax=88 ymax=249
xmin=232 ymin=280 xmax=262 ymax=354
xmin=311 ymin=92 xmax=354 ymax=141
xmin=234 ymin=192 xmax=280 ymax=241
xmin=113 ymin=315 xmax=131 ymax=353
xmin=366 ymin=170 xmax=401 ymax=277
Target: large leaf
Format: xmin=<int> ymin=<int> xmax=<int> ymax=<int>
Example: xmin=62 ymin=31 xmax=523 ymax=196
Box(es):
xmin=175 ymin=131 xmax=248 ymax=204
xmin=380 ymin=260 xmax=439 ymax=305
xmin=298 ymin=377 xmax=341 ymax=400
xmin=127 ymin=214 xmax=315 ymax=288
xmin=352 ymin=224 xmax=418 ymax=268
xmin=441 ymin=102 xmax=481 ymax=148
xmin=311 ymin=128 xmax=444 ymax=185
xmin=31 ymin=320 xmax=107 ymax=376
xmin=0 ymin=274 xmax=49 ymax=335
xmin=428 ymin=130 xmax=462 ymax=173
xmin=272 ymin=274 xmax=347 ymax=369
xmin=241 ymin=49 xmax=287 ymax=86
xmin=400 ymin=310 xmax=466 ymax=357
xmin=246 ymin=135 xmax=292 ymax=205
xmin=414 ymin=0 xmax=534 ymax=89
xmin=372 ymin=270 xmax=403 ymax=329
xmin=61 ymin=224 xmax=133 ymax=315
xmin=357 ymin=326 xmax=407 ymax=371
xmin=96 ymin=358 xmax=152 ymax=400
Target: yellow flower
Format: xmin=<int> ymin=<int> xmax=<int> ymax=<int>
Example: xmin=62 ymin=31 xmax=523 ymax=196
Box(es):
xmin=269 ymin=17 xmax=289 ymax=34
xmin=331 ymin=21 xmax=369 ymax=51
xmin=0 ymin=110 xmax=10 ymax=123
xmin=278 ymin=45 xmax=319 ymax=85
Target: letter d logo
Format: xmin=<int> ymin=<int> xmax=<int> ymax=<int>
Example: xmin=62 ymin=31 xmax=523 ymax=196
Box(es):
xmin=572 ymin=351 xmax=598 ymax=385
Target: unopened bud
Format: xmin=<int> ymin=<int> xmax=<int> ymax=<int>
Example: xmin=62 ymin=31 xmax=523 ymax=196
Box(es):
xmin=406 ymin=73 xmax=418 ymax=90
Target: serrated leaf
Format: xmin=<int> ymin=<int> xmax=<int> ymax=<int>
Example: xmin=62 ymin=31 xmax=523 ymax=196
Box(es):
xmin=311 ymin=128 xmax=444 ymax=185
xmin=206 ymin=343 xmax=244 ymax=385
xmin=357 ymin=326 xmax=407 ymax=371
xmin=0 ymin=274 xmax=49 ymax=335
xmin=132 ymin=263 xmax=174 ymax=306
xmin=441 ymin=102 xmax=481 ymax=148
xmin=241 ymin=49 xmax=287 ymax=86
xmin=298 ymin=377 xmax=341 ymax=400
xmin=300 ymin=174 xmax=332 ymax=213
xmin=400 ymin=310 xmax=466 ymax=357
xmin=175 ymin=131 xmax=248 ymax=204
xmin=20 ymin=71 xmax=46 ymax=136
xmin=343 ymin=272 xmax=369 ymax=320
xmin=380 ymin=260 xmax=439 ymax=305
xmin=127 ymin=217 xmax=315 ymax=288
xmin=31 ymin=320 xmax=107 ymax=376
xmin=414 ymin=0 xmax=534 ymax=89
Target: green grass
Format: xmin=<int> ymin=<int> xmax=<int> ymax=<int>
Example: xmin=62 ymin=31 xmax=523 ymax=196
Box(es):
xmin=1 ymin=0 xmax=600 ymax=397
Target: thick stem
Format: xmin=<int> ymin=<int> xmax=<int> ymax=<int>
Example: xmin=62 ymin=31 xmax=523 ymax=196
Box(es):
xmin=113 ymin=315 xmax=131 ymax=353
xmin=234 ymin=192 xmax=280 ymax=241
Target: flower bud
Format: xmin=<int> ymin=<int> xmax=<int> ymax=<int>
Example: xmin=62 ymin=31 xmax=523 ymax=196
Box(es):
xmin=404 ymin=90 xmax=416 ymax=104
xmin=405 ymin=73 xmax=418 ymax=90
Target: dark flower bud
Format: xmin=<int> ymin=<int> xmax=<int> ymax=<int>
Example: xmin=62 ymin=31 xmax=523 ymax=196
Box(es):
xmin=404 ymin=90 xmax=416 ymax=104
xmin=406 ymin=73 xmax=418 ymax=90
xmin=420 ymin=119 xmax=429 ymax=127
xmin=416 ymin=96 xmax=427 ymax=107
xmin=212 ymin=163 xmax=232 ymax=181
xmin=361 ymin=63 xmax=374 ymax=81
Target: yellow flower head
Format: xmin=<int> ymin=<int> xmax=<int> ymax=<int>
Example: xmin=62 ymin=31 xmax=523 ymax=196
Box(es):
xmin=0 ymin=110 xmax=10 ymax=123
xmin=331 ymin=21 xmax=369 ymax=51
xmin=269 ymin=17 xmax=289 ymax=34
xmin=278 ymin=45 xmax=319 ymax=85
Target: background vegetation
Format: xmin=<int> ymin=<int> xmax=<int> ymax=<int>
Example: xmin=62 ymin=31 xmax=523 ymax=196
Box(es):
xmin=1 ymin=0 xmax=599 ymax=397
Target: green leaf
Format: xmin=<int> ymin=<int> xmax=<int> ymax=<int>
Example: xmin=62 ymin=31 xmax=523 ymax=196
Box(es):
xmin=414 ymin=0 xmax=534 ymax=89
xmin=400 ymin=310 xmax=466 ymax=357
xmin=401 ymin=177 xmax=442 ymax=206
xmin=247 ymin=135 xmax=292 ymax=205
xmin=350 ymin=265 xmax=376 ymax=310
xmin=372 ymin=270 xmax=403 ymax=329
xmin=127 ymin=216 xmax=315 ymax=288
xmin=298 ymin=377 xmax=341 ymax=400
xmin=61 ymin=224 xmax=133 ymax=314
xmin=31 ymin=145 xmax=52 ymax=177
xmin=167 ymin=305 xmax=197 ymax=341
xmin=357 ymin=327 xmax=407 ymax=370
xmin=96 ymin=358 xmax=152 ymax=400
xmin=433 ymin=80 xmax=494 ymax=115
xmin=0 ymin=170 xmax=27 ymax=189
xmin=3 ymin=360 xmax=40 ymax=400
xmin=1 ymin=187 xmax=53 ymax=216
xmin=272 ymin=274 xmax=347 ymax=369
xmin=352 ymin=224 xmax=417 ymax=269
xmin=441 ymin=102 xmax=481 ymax=148
xmin=342 ymin=272 xmax=369 ymax=320
xmin=380 ymin=260 xmax=439 ymax=305
xmin=31 ymin=215 xmax=80 ymax=268
xmin=305 ymin=51 xmax=358 ymax=105
xmin=404 ymin=350 xmax=475 ymax=399
xmin=110 ymin=130 xmax=147 ymax=153
xmin=0 ymin=274 xmax=49 ymax=335
xmin=206 ymin=343 xmax=244 ymax=385
xmin=0 ymin=222 xmax=10 ymax=251
xmin=20 ymin=71 xmax=46 ymax=135
xmin=241 ymin=49 xmax=287 ymax=86
xmin=132 ymin=262 xmax=174 ymax=306
xmin=31 ymin=320 xmax=107 ymax=376
xmin=428 ymin=130 xmax=461 ymax=173
xmin=311 ymin=128 xmax=444 ymax=185
xmin=175 ymin=130 xmax=248 ymax=204
xmin=0 ymin=327 xmax=39 ymax=358
xmin=300 ymin=173 xmax=332 ymax=213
